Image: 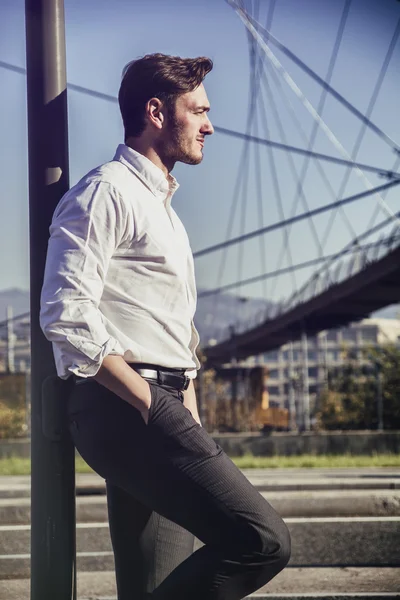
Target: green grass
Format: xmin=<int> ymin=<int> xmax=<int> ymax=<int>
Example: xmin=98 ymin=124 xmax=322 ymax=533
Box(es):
xmin=231 ymin=452 xmax=400 ymax=469
xmin=0 ymin=456 xmax=95 ymax=476
xmin=0 ymin=453 xmax=399 ymax=475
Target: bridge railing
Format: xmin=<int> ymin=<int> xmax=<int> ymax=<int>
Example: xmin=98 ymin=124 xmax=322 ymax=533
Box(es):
xmin=206 ymin=227 xmax=400 ymax=348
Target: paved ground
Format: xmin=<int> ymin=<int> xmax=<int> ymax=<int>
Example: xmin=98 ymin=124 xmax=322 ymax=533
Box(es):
xmin=1 ymin=468 xmax=399 ymax=598
xmin=1 ymin=567 xmax=400 ymax=599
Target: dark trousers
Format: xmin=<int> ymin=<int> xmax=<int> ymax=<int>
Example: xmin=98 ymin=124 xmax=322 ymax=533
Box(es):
xmin=67 ymin=379 xmax=291 ymax=600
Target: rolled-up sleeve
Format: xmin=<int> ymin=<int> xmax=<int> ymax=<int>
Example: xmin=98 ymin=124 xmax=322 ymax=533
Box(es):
xmin=40 ymin=179 xmax=127 ymax=379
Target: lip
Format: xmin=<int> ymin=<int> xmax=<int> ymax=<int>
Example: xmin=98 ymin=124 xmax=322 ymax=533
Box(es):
xmin=198 ymin=140 xmax=204 ymax=148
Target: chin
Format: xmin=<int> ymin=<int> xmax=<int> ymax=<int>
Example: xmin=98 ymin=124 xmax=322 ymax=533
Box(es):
xmin=181 ymin=153 xmax=203 ymax=166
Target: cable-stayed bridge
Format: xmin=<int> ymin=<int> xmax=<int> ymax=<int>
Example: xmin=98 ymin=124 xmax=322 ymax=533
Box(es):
xmin=200 ymin=1 xmax=400 ymax=364
xmin=1 ymin=0 xmax=399 ymax=371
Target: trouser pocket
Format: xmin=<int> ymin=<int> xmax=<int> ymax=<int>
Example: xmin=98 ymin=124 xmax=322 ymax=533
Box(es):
xmin=147 ymin=382 xmax=159 ymax=424
xmin=146 ymin=384 xmax=221 ymax=464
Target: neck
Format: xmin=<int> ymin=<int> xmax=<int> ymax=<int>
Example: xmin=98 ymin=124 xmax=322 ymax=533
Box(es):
xmin=126 ymin=137 xmax=175 ymax=178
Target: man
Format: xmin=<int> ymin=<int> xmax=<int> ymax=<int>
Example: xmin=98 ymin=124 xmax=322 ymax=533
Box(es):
xmin=40 ymin=53 xmax=290 ymax=600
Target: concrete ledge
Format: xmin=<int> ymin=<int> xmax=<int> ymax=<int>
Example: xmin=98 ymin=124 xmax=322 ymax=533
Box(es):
xmin=2 ymin=490 xmax=400 ymax=525
xmin=212 ymin=430 xmax=400 ymax=457
xmin=2 ymin=431 xmax=400 ymax=459
xmin=2 ymin=468 xmax=400 ymax=499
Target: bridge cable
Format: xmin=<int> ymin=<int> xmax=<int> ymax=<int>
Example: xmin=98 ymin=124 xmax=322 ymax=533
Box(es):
xmin=1 ymin=61 xmax=397 ymax=178
xmin=283 ymin=209 xmax=400 ymax=311
xmin=268 ymin=0 xmax=354 ymax=297
xmin=248 ymin=0 xmax=269 ymax=299
xmin=211 ymin=10 xmax=261 ymax=330
xmin=267 ymin=0 xmax=357 ymax=294
xmin=193 ymin=179 xmax=400 ymax=258
xmin=253 ymin=81 xmax=268 ymax=298
xmin=259 ymin=60 xmax=359 ymax=290
xmin=367 ymin=154 xmax=400 ymax=234
xmin=254 ymin=0 xmax=300 ymax=298
xmin=3 ymin=221 xmax=396 ymax=329
xmin=227 ymin=1 xmax=400 ymax=225
xmin=212 ymin=128 xmax=400 ymax=178
xmin=214 ymin=0 xmax=269 ymax=328
xmin=229 ymin=208 xmax=400 ymax=329
xmin=198 ymin=224 xmax=400 ymax=298
xmin=320 ymin=16 xmax=400 ymax=250
xmin=225 ymin=2 xmax=400 ymax=154
xmin=239 ymin=26 xmax=257 ymax=294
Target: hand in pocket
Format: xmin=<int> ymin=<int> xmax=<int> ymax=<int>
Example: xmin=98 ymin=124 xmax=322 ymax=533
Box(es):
xmin=140 ymin=381 xmax=154 ymax=425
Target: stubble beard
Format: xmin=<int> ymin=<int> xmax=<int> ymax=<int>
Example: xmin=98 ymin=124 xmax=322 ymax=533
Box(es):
xmin=161 ymin=117 xmax=203 ymax=167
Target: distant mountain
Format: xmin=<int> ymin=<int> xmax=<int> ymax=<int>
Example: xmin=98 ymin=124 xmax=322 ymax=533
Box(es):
xmin=0 ymin=287 xmax=398 ymax=342
xmin=194 ymin=290 xmax=273 ymax=344
xmin=0 ymin=286 xmax=272 ymax=342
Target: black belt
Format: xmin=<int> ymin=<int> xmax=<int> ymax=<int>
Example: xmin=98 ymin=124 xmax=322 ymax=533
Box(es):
xmin=129 ymin=363 xmax=190 ymax=391
xmin=73 ymin=363 xmax=190 ymax=392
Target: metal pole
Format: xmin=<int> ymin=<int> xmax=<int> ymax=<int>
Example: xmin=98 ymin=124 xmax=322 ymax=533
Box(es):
xmin=197 ymin=366 xmax=206 ymax=428
xmin=6 ymin=305 xmax=15 ymax=374
xmin=301 ymin=329 xmax=311 ymax=431
xmin=323 ymin=331 xmax=328 ymax=385
xmin=231 ymin=363 xmax=238 ymax=430
xmin=229 ymin=325 xmax=238 ymax=430
xmin=377 ymin=368 xmax=384 ymax=432
xmin=25 ymin=2 xmax=76 ymax=599
xmin=288 ymin=341 xmax=297 ymax=431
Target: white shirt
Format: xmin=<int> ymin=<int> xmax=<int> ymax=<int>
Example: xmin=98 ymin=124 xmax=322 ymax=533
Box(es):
xmin=40 ymin=144 xmax=201 ymax=380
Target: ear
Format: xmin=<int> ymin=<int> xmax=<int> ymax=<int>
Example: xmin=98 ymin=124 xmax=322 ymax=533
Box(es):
xmin=145 ymin=97 xmax=165 ymax=130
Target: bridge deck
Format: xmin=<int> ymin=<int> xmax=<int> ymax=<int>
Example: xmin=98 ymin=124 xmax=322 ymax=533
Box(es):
xmin=205 ymin=246 xmax=400 ymax=364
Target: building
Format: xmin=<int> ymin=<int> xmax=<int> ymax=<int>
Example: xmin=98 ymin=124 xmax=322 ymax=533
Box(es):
xmin=0 ymin=313 xmax=31 ymax=373
xmin=245 ymin=318 xmax=400 ymax=411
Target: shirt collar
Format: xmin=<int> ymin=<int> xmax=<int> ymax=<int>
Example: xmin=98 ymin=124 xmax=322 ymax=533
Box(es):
xmin=113 ymin=144 xmax=179 ymax=202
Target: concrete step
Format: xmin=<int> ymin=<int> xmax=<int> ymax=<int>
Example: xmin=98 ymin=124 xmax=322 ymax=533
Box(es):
xmin=1 ymin=489 xmax=400 ymax=526
xmin=1 ymin=568 xmax=400 ymax=599
xmin=1 ymin=469 xmax=400 ymax=498
xmin=1 ymin=517 xmax=399 ymax=578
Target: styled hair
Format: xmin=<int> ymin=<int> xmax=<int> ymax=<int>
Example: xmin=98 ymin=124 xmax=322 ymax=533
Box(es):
xmin=118 ymin=53 xmax=213 ymax=139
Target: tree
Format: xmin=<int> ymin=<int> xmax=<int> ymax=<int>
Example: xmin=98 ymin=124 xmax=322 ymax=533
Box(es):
xmin=315 ymin=344 xmax=400 ymax=430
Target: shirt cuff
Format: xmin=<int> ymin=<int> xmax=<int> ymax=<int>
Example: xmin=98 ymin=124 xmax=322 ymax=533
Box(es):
xmin=185 ymin=367 xmax=198 ymax=380
xmin=66 ymin=336 xmax=125 ymax=378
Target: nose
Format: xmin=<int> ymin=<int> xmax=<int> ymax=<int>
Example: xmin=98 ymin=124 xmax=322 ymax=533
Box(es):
xmin=202 ymin=115 xmax=214 ymax=136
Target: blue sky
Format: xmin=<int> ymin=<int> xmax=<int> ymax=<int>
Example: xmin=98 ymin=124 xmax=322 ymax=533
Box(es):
xmin=0 ymin=0 xmax=399 ymax=311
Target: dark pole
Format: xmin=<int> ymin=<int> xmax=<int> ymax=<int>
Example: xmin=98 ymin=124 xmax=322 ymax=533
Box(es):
xmin=25 ymin=1 xmax=76 ymax=599
xmin=376 ymin=364 xmax=384 ymax=432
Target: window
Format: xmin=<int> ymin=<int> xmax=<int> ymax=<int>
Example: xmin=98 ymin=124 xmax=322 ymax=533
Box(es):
xmin=327 ymin=350 xmax=339 ymax=362
xmin=263 ymin=350 xmax=279 ymax=362
xmin=326 ymin=330 xmax=338 ymax=342
xmin=342 ymin=328 xmax=357 ymax=343
xmin=360 ymin=327 xmax=377 ymax=343
xmin=308 ymin=351 xmax=317 ymax=361
xmin=308 ymin=367 xmax=318 ymax=378
xmin=268 ymin=369 xmax=279 ymax=379
xmin=268 ymin=386 xmax=280 ymax=396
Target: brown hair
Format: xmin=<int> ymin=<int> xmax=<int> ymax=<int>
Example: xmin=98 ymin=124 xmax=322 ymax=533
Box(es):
xmin=118 ymin=53 xmax=213 ymax=139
